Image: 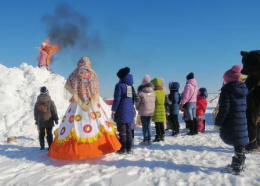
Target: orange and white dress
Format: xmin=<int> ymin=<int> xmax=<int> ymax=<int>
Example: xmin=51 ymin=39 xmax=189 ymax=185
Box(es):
xmin=48 ymin=101 xmax=121 ymax=160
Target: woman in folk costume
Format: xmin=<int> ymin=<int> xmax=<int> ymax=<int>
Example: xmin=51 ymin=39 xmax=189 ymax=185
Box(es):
xmin=48 ymin=57 xmax=121 ymax=160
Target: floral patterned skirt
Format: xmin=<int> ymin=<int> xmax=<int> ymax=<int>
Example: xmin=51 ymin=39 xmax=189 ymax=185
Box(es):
xmin=48 ymin=102 xmax=121 ymax=160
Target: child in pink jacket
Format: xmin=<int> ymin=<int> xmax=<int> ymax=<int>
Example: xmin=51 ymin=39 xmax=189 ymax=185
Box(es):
xmin=180 ymin=72 xmax=198 ymax=135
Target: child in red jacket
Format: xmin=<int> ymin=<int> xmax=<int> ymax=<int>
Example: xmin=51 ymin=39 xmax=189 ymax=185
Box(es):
xmin=196 ymin=88 xmax=208 ymax=132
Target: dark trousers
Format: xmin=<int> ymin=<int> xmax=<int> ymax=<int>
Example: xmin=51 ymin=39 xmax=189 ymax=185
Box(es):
xmin=169 ymin=114 xmax=179 ymax=133
xmin=155 ymin=122 xmax=164 ymax=137
xmin=39 ymin=127 xmax=53 ymax=148
xmin=117 ymin=123 xmax=132 ymax=150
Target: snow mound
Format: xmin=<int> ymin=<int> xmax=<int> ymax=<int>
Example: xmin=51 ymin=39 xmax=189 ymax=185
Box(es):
xmin=0 ymin=63 xmax=111 ymax=138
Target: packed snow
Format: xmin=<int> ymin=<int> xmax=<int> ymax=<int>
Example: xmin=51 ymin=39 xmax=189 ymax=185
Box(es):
xmin=0 ymin=63 xmax=259 ymax=186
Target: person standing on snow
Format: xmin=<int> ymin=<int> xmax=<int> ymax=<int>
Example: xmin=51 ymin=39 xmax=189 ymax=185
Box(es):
xmin=214 ymin=65 xmax=249 ymax=174
xmin=34 ymin=86 xmax=59 ymax=150
xmin=48 ymin=57 xmax=121 ymax=160
xmin=196 ymin=87 xmax=208 ymax=132
xmin=180 ymin=72 xmax=198 ymax=135
xmin=151 ymin=77 xmax=166 ymax=142
xmin=168 ymin=82 xmax=181 ymax=136
xmin=112 ymin=67 xmax=136 ymax=154
xmin=136 ymin=75 xmax=156 ymax=145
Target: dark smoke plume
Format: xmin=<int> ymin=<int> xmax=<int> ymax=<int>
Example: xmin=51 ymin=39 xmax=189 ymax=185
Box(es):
xmin=41 ymin=3 xmax=103 ymax=52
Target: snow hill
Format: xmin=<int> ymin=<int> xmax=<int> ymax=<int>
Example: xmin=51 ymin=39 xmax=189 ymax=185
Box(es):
xmin=0 ymin=63 xmax=111 ymax=138
xmin=0 ymin=63 xmax=259 ymax=186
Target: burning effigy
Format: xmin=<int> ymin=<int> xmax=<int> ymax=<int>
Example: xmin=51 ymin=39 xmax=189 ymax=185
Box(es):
xmin=37 ymin=38 xmax=60 ymax=69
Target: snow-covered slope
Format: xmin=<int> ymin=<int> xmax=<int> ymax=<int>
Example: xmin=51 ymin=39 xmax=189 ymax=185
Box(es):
xmin=0 ymin=63 xmax=111 ymax=138
xmin=0 ymin=64 xmax=259 ymax=186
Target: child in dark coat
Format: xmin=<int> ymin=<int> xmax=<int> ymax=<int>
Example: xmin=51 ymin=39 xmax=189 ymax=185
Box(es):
xmin=215 ymin=65 xmax=249 ymax=174
xmin=196 ymin=87 xmax=208 ymax=132
xmin=34 ymin=87 xmax=59 ymax=150
xmin=112 ymin=67 xmax=135 ymax=154
xmin=168 ymin=82 xmax=181 ymax=136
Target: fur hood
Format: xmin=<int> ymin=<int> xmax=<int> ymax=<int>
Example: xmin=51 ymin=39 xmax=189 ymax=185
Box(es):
xmin=138 ymin=82 xmax=154 ymax=93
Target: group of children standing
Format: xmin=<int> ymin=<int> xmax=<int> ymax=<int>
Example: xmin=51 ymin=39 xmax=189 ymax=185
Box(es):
xmin=112 ymin=65 xmax=249 ymax=174
xmin=111 ymin=67 xmax=208 ymax=153
xmin=136 ymin=72 xmax=208 ymax=144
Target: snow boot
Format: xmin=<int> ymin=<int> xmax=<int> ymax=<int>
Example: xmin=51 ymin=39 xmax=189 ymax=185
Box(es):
xmin=160 ymin=135 xmax=165 ymax=141
xmin=117 ymin=142 xmax=127 ymax=154
xmin=187 ymin=120 xmax=195 ymax=135
xmin=172 ymin=116 xmax=180 ymax=136
xmin=47 ymin=134 xmax=53 ymax=149
xmin=153 ymin=135 xmax=160 ymax=142
xmin=184 ymin=120 xmax=192 ymax=131
xmin=193 ymin=118 xmax=198 ymax=135
xmin=126 ymin=141 xmax=133 ymax=154
xmin=203 ymin=119 xmax=206 ymax=132
xmin=171 ymin=121 xmax=179 ymax=136
xmin=39 ymin=134 xmax=45 ymax=150
xmin=228 ymin=155 xmax=244 ymax=174
xmin=153 ymin=123 xmax=161 ymax=142
xmin=172 ymin=131 xmax=179 ymax=136
xmin=245 ymin=142 xmax=259 ymax=154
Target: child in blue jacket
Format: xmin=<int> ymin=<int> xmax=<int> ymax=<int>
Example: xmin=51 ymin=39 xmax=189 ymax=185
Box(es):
xmin=168 ymin=82 xmax=181 ymax=136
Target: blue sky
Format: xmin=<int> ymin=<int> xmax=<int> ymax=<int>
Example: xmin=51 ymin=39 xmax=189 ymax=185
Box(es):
xmin=1 ymin=0 xmax=260 ymax=97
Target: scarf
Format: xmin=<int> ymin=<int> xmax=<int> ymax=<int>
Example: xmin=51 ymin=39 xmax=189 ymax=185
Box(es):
xmin=65 ymin=57 xmax=99 ymax=111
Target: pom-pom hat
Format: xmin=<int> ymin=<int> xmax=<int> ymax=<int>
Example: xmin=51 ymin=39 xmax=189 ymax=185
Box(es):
xmin=223 ymin=65 xmax=242 ymax=83
xmin=40 ymin=86 xmax=49 ymax=94
xmin=142 ymin=75 xmax=151 ymax=84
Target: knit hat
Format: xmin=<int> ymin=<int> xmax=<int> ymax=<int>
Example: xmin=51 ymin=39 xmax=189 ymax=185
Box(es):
xmin=40 ymin=86 xmax=49 ymax=94
xmin=117 ymin=67 xmax=130 ymax=79
xmin=223 ymin=65 xmax=242 ymax=83
xmin=186 ymin=72 xmax=194 ymax=80
xmin=169 ymin=82 xmax=180 ymax=90
xmin=199 ymin=87 xmax=208 ymax=98
xmin=142 ymin=75 xmax=151 ymax=84
xmin=151 ymin=78 xmax=163 ymax=87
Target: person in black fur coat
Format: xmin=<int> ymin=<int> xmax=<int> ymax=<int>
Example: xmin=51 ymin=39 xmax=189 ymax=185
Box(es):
xmin=240 ymin=50 xmax=260 ymax=153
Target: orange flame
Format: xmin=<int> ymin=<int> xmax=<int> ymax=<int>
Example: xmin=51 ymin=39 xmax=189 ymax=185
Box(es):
xmin=42 ymin=38 xmax=60 ymax=66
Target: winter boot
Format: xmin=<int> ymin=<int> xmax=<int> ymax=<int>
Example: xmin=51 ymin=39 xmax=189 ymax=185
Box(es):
xmin=153 ymin=135 xmax=160 ymax=142
xmin=187 ymin=120 xmax=195 ymax=135
xmin=153 ymin=123 xmax=161 ymax=142
xmin=160 ymin=135 xmax=165 ymax=141
xmin=177 ymin=122 xmax=180 ymax=133
xmin=117 ymin=142 xmax=127 ymax=154
xmin=185 ymin=120 xmax=189 ymax=130
xmin=46 ymin=134 xmax=53 ymax=148
xmin=245 ymin=142 xmax=259 ymax=153
xmin=171 ymin=122 xmax=178 ymax=136
xmin=126 ymin=141 xmax=133 ymax=154
xmin=193 ymin=118 xmax=198 ymax=135
xmin=203 ymin=119 xmax=206 ymax=132
xmin=228 ymin=147 xmax=246 ymax=174
xmin=228 ymin=155 xmax=244 ymax=174
xmin=39 ymin=132 xmax=45 ymax=150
